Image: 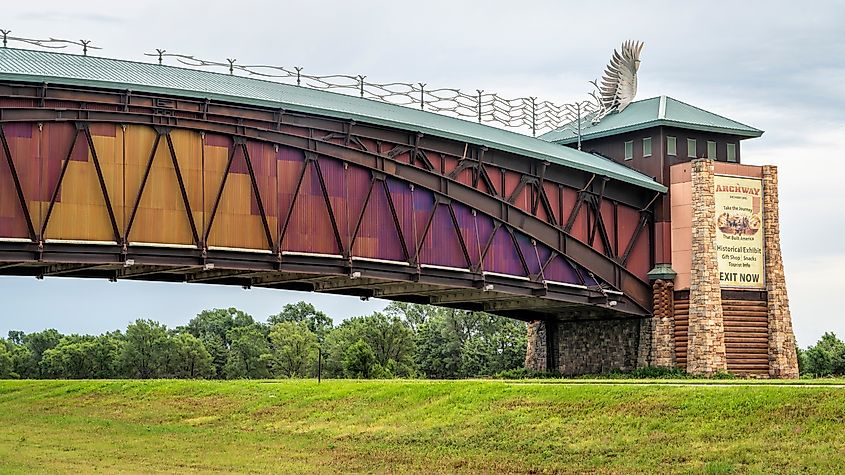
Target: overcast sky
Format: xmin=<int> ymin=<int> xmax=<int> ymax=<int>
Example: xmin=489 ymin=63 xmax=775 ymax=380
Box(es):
xmin=0 ymin=1 xmax=843 ymax=347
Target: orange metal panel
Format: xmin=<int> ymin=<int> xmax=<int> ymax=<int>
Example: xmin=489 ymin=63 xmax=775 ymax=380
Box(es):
xmin=43 ymin=128 xmax=117 ymax=242
xmin=126 ymin=125 xmax=195 ymax=246
xmin=206 ymin=142 xmax=272 ymax=251
xmin=202 ymin=134 xmax=231 ymax=237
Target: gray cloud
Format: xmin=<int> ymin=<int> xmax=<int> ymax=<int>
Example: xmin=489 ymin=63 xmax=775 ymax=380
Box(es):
xmin=14 ymin=12 xmax=125 ymax=24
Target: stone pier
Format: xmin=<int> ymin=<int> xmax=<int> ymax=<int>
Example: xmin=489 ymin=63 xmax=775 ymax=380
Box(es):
xmin=762 ymin=166 xmax=799 ymax=378
xmin=524 ymin=318 xmax=643 ymax=375
xmin=686 ymin=159 xmax=727 ymax=376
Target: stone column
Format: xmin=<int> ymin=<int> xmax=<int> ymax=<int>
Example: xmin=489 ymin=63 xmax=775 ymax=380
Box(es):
xmin=637 ymin=316 xmax=653 ymax=368
xmin=524 ymin=320 xmax=547 ymax=371
xmin=687 ymin=159 xmax=727 ymax=376
xmin=651 ymin=279 xmax=676 ymax=367
xmin=762 ymin=166 xmax=799 ymax=379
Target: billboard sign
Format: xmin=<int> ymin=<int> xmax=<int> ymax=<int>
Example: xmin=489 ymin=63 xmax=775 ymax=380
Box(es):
xmin=714 ymin=175 xmax=765 ymax=289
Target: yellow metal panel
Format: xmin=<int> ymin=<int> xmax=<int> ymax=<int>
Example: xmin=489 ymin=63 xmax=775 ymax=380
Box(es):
xmin=125 ymin=125 xmax=194 ymax=246
xmin=202 ymin=142 xmax=228 ymax=236
xmin=208 ymin=174 xmax=268 ymax=250
xmin=92 ymin=132 xmax=125 ymax=232
xmin=11 ymin=124 xmax=279 ymax=249
xmin=43 ymin=135 xmax=117 ymax=242
xmin=169 ymin=129 xmax=204 ymax=239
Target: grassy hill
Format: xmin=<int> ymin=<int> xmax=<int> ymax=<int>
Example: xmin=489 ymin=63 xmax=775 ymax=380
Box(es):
xmin=1 ymin=379 xmax=844 ymax=474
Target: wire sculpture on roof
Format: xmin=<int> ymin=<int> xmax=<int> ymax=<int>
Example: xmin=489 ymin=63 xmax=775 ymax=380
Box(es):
xmin=0 ymin=30 xmax=100 ymax=56
xmin=144 ymin=50 xmax=610 ymax=140
xmin=0 ymin=31 xmax=642 ymax=142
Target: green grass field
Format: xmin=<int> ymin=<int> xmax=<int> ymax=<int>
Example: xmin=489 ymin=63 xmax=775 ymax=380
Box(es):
xmin=1 ymin=380 xmax=844 ymax=474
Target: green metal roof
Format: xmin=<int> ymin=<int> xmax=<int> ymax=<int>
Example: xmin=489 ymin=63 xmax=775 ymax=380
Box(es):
xmin=0 ymin=47 xmax=665 ymax=193
xmin=539 ymin=95 xmax=763 ymax=144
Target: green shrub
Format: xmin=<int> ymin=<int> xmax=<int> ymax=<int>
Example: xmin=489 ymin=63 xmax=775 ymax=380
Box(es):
xmin=493 ymin=368 xmax=560 ymax=379
xmin=495 ymin=366 xmax=740 ymax=380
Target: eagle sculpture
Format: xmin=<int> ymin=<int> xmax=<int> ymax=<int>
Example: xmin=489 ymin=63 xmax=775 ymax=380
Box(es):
xmin=594 ymin=40 xmax=643 ymax=116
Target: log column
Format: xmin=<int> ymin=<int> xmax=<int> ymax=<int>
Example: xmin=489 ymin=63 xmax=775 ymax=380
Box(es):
xmin=651 ymin=279 xmax=676 ymax=367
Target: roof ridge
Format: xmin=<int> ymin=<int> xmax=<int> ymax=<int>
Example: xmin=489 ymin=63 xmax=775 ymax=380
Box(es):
xmin=658 ymin=95 xmax=667 ymax=120
xmin=663 ymin=95 xmax=762 ymax=132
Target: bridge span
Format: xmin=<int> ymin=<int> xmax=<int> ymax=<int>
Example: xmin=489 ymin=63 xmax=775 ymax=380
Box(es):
xmin=0 ymin=48 xmax=663 ymax=325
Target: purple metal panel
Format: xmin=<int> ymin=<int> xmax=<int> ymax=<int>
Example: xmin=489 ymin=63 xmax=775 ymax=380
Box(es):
xmin=4 ymin=123 xmax=31 ymax=138
xmin=344 ymin=163 xmax=371 ymax=230
xmin=3 ymin=124 xmax=37 ymax=205
xmin=534 ymin=241 xmax=554 ymax=278
xmin=205 ymin=134 xmax=232 ymax=148
xmin=474 ymin=212 xmax=496 ymax=264
xmin=625 ymin=223 xmax=651 ymax=281
xmin=89 ymin=123 xmax=116 ymax=137
xmin=281 ymin=161 xmax=340 ymax=255
xmin=246 ymin=141 xmax=277 ymax=218
xmin=452 ymin=201 xmax=482 ymax=268
xmin=582 ymin=267 xmax=599 ymax=286
xmin=0 ymin=138 xmax=30 ymax=238
xmin=276 ymin=146 xmax=306 ymax=240
xmin=40 ymin=124 xmax=87 ymax=202
xmin=483 ymin=226 xmax=526 ymax=276
xmin=543 ymin=255 xmax=583 ymax=285
xmin=409 ymin=184 xmax=436 ymax=263
xmin=386 ymin=178 xmax=415 ymax=257
xmin=2 ymin=122 xmax=85 ymax=237
xmin=419 ymin=204 xmax=467 ymax=268
xmin=320 ymin=157 xmax=346 ymax=199
xmin=353 ymin=182 xmax=404 ymax=261
xmin=516 ymin=232 xmax=542 ymax=276
xmin=229 ymin=145 xmax=248 ymax=175
xmin=0 ymin=215 xmax=27 ymax=238
xmin=319 ymin=156 xmax=349 ymax=251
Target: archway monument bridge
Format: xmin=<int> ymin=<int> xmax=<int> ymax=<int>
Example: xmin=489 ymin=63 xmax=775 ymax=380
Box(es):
xmin=0 ymin=36 xmax=797 ymax=377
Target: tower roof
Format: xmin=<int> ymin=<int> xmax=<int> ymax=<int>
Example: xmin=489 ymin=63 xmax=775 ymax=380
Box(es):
xmin=539 ymin=96 xmax=763 ymax=144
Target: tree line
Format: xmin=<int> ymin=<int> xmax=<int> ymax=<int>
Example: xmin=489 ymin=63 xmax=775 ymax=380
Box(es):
xmin=797 ymin=332 xmax=845 ymax=377
xmin=0 ymin=302 xmax=527 ymax=380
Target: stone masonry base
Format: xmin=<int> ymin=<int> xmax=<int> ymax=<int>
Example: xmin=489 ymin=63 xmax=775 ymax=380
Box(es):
xmin=524 ymin=318 xmax=642 ymax=375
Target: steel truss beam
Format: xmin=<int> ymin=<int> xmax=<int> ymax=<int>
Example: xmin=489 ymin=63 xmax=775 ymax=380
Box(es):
xmin=0 ymin=241 xmax=647 ymax=317
xmin=0 ymin=84 xmax=656 ymax=313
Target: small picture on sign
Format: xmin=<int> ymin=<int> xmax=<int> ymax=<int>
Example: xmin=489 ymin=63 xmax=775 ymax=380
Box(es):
xmin=717 ymin=212 xmax=761 ymax=236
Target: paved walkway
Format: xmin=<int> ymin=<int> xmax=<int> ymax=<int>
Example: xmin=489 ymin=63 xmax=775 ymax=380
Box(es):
xmin=507 ymin=380 xmax=845 ymax=388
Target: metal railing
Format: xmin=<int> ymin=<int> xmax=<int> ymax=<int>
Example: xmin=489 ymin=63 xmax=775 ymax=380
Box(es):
xmin=0 ymin=30 xmax=602 ymax=140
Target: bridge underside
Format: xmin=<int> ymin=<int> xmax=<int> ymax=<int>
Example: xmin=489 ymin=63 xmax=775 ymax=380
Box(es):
xmin=0 ymin=241 xmax=633 ymax=322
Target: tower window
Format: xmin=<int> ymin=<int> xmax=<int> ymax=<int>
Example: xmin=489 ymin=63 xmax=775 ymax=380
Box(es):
xmin=707 ymin=141 xmax=717 ymax=159
xmin=727 ymin=143 xmax=737 ymax=162
xmin=642 ymin=137 xmax=652 ymax=157
xmin=624 ymin=140 xmax=633 ymax=160
xmin=687 ymin=138 xmax=697 ymax=158
xmin=667 ymin=136 xmax=676 ymax=156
